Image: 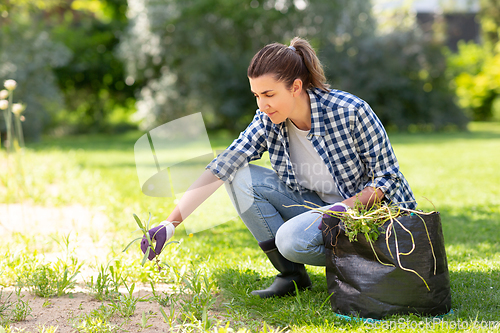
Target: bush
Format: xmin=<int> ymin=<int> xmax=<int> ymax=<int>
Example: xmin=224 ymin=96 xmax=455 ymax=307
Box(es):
xmin=50 ymin=0 xmax=139 ymax=134
xmin=119 ymin=0 xmax=385 ymax=132
xmin=447 ymin=41 xmax=500 ymax=121
xmin=0 ymin=1 xmax=139 ymax=139
xmin=120 ymin=0 xmax=467 ymax=133
xmin=323 ymin=29 xmax=468 ymax=131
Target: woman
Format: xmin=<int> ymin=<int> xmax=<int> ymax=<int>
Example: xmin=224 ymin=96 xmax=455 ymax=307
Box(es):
xmin=141 ymin=37 xmax=416 ymax=299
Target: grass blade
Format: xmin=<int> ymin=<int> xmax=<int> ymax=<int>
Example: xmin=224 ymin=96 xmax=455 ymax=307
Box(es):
xmin=133 ymin=214 xmax=144 ymax=230
xmin=319 ymin=292 xmax=334 ymax=310
xmin=293 ymin=281 xmax=302 ymax=307
xmin=141 ymin=248 xmax=150 ymax=266
xmin=122 ymin=237 xmax=143 ymax=253
xmin=159 ymin=306 xmax=168 ymax=322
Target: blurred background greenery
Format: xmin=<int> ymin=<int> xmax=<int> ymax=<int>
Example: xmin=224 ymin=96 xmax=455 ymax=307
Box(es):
xmin=1 ymin=0 xmax=499 ymax=142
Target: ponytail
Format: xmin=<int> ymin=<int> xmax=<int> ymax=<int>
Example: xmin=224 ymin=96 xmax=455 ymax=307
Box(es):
xmin=247 ymin=37 xmax=330 ymax=92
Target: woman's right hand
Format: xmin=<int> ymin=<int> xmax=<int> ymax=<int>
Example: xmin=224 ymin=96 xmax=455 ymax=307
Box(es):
xmin=139 ymin=169 xmax=224 ymax=260
xmin=141 ymin=222 xmax=175 ymax=260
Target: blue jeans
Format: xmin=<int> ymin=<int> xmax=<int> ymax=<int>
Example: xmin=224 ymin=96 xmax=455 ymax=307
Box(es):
xmin=225 ymin=164 xmax=335 ymax=266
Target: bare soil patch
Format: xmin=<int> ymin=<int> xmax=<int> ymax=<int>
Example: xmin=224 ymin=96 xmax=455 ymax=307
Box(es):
xmin=0 ymin=204 xmax=187 ymax=332
xmin=8 ymin=289 xmax=170 ymax=332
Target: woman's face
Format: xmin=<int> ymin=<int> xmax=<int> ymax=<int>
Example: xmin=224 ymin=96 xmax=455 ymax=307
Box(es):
xmin=249 ymin=74 xmax=297 ymax=125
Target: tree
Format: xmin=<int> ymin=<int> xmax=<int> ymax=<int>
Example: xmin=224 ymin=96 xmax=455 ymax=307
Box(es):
xmin=479 ymin=0 xmax=500 ymax=45
xmin=0 ymin=0 xmax=139 ymax=139
xmin=0 ymin=0 xmax=71 ymax=141
xmin=50 ymin=0 xmax=139 ymax=134
xmin=445 ymin=0 xmax=500 ymax=121
xmin=121 ymin=0 xmax=466 ymax=132
xmin=119 ymin=0 xmax=348 ymax=131
xmin=325 ymin=29 xmax=468 ymax=131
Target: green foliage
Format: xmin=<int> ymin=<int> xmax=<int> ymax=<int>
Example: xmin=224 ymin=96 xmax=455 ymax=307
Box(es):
xmin=109 ymin=280 xmax=140 ymax=318
xmin=0 ymin=288 xmax=32 ymax=325
xmin=178 ymin=266 xmax=217 ymax=323
xmin=139 ymin=310 xmax=154 ymax=330
xmin=70 ymin=304 xmax=119 ymax=333
xmin=446 ymin=41 xmax=500 ymax=121
xmin=9 ymin=289 xmax=31 ymax=323
xmin=149 ymin=281 xmax=169 ymax=307
xmin=478 ymin=0 xmax=500 ymax=45
xmin=325 ymin=28 xmax=468 ymax=131
xmin=1 ymin=0 xmax=473 ymax=137
xmin=50 ymin=0 xmax=138 ymax=134
xmin=120 ymin=0 xmax=465 ymax=133
xmin=0 ymin=0 xmax=137 ymax=140
xmin=24 ymin=256 xmax=81 ymax=298
xmin=85 ymin=260 xmax=121 ymax=301
xmin=0 ymin=16 xmax=70 ymax=141
xmin=0 ymin=290 xmax=13 ymax=325
xmin=156 ymin=262 xmax=219 ymax=330
xmin=119 ymin=0 xmax=378 ymax=131
xmin=119 ymin=0 xmax=323 ymax=131
xmin=1 ymin=126 xmax=500 ymax=331
xmin=443 ymin=0 xmax=500 ymax=122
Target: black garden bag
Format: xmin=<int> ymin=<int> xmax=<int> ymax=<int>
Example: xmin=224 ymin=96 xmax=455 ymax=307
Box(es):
xmin=322 ymin=212 xmax=451 ymax=319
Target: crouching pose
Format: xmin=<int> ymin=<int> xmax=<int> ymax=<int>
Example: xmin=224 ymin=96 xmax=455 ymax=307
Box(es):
xmin=141 ymin=37 xmax=416 ymax=298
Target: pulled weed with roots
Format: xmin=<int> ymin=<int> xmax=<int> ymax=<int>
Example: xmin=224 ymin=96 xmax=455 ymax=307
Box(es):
xmin=123 ymin=213 xmax=177 ymax=272
xmin=291 ymin=197 xmax=437 ymax=291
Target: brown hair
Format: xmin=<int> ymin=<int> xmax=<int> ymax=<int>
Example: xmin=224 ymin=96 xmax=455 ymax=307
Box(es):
xmin=247 ymin=37 xmax=330 ymax=92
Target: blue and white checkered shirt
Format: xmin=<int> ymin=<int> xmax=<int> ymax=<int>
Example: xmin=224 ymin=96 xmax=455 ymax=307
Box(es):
xmin=207 ymin=88 xmax=416 ymax=209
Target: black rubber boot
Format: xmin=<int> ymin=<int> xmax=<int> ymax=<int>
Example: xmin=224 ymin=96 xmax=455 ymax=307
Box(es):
xmin=251 ymin=238 xmax=312 ymax=298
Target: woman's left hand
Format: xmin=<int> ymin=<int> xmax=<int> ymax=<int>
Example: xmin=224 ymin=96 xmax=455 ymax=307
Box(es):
xmin=319 ymin=203 xmax=349 ymax=230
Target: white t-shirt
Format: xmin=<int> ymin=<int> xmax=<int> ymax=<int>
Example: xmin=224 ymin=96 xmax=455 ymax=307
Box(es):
xmin=287 ymin=119 xmax=343 ymax=203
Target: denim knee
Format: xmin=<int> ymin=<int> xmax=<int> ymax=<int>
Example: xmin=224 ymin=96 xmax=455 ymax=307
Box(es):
xmin=275 ymin=212 xmax=327 ymax=266
xmin=275 ymin=224 xmax=301 ymax=262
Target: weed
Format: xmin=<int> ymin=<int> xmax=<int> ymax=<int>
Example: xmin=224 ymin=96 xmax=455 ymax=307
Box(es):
xmin=25 ymin=257 xmax=81 ymax=298
xmin=149 ymin=281 xmax=169 ymax=307
xmin=35 ymin=325 xmax=58 ymax=333
xmin=158 ymin=301 xmax=177 ymax=329
xmin=109 ymin=280 xmax=141 ymax=318
xmin=0 ymin=290 xmax=13 ymax=325
xmin=89 ymin=304 xmax=115 ymax=322
xmin=0 ymin=252 xmax=39 ymax=289
xmin=70 ymin=304 xmax=118 ymax=333
xmin=9 ymin=289 xmax=31 ymax=322
xmin=86 ymin=260 xmax=121 ymax=301
xmin=139 ymin=310 xmax=154 ymax=330
xmin=54 ymin=257 xmax=82 ymax=297
xmin=156 ymin=263 xmax=219 ymax=330
xmin=298 ymin=198 xmax=436 ymax=290
xmin=22 ymin=235 xmax=81 ymax=298
xmin=26 ymin=265 xmax=56 ymax=298
xmin=72 ymin=316 xmax=119 ymax=333
xmin=175 ymin=264 xmax=218 ymax=329
xmin=123 ymin=213 xmax=177 ymax=272
xmin=0 ymin=288 xmax=32 ymax=324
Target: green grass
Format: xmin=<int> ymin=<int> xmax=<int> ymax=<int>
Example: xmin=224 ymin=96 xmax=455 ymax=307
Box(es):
xmin=0 ymin=123 xmax=499 ymax=332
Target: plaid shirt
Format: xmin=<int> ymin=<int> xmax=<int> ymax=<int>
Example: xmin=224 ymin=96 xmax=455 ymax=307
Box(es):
xmin=207 ymin=88 xmax=416 ymax=209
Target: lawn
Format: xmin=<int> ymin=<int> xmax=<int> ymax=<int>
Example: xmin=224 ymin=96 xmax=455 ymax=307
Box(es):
xmin=0 ymin=122 xmax=499 ymax=332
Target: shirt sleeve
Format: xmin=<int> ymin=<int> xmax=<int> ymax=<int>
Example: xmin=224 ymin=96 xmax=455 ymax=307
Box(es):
xmin=206 ymin=112 xmax=268 ymax=182
xmin=351 ymin=102 xmax=402 ymax=202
